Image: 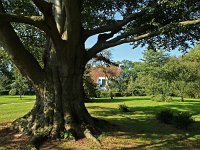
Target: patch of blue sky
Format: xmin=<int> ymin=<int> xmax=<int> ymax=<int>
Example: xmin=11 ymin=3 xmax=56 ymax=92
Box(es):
xmin=85 ymin=35 xmax=183 ymax=62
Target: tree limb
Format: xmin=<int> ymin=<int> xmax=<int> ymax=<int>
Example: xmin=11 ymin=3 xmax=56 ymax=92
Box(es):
xmin=32 ymin=0 xmax=62 ymax=51
xmin=94 ymin=54 xmax=118 ymax=67
xmin=86 ymin=19 xmax=200 ymax=60
xmin=0 ymin=12 xmax=49 ymax=32
xmin=84 ymin=10 xmax=146 ymax=38
xmin=0 ymin=1 xmax=45 ymax=85
xmin=109 ymin=25 xmax=153 ymax=44
xmin=0 ymin=0 xmax=61 ymax=47
xmin=32 ymin=0 xmax=52 ymax=17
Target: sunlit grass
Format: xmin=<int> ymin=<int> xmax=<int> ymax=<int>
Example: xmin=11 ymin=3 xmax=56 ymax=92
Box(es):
xmin=0 ymin=95 xmax=35 ymax=122
xmin=1 ymin=95 xmax=200 ymax=149
xmin=85 ymin=96 xmax=200 ymax=149
xmin=0 ymin=103 xmax=34 ymax=123
xmin=0 ymin=95 xmax=35 ymax=105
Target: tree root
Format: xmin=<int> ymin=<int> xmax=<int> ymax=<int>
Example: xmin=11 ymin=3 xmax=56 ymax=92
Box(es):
xmin=11 ymin=111 xmax=117 ymax=149
xmin=30 ymin=133 xmax=48 ymax=149
xmin=84 ymin=128 xmax=101 ymax=146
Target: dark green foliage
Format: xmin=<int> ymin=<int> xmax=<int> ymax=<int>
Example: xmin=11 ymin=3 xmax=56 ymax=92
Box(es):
xmin=112 ymin=92 xmax=122 ymax=97
xmin=0 ymin=49 xmax=14 ymax=92
xmin=156 ymin=109 xmax=174 ymax=124
xmin=82 ymin=0 xmax=200 ymax=51
xmin=0 ymin=90 xmax=9 ymax=95
xmin=118 ymin=103 xmax=130 ymax=112
xmin=173 ymin=112 xmax=194 ymax=129
xmin=121 ymin=92 xmax=132 ymax=97
xmin=99 ymin=91 xmax=110 ymax=98
xmin=98 ymin=91 xmax=131 ymax=98
xmin=60 ymin=132 xmax=74 ymax=140
xmin=83 ymin=75 xmax=97 ymax=98
xmin=156 ymin=110 xmax=195 ymax=129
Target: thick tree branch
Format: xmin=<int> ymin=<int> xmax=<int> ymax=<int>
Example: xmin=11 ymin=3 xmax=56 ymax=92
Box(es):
xmin=109 ymin=25 xmax=153 ymax=44
xmin=0 ymin=0 xmax=61 ymax=49
xmin=86 ymin=19 xmax=200 ymax=60
xmin=0 ymin=1 xmax=45 ymax=85
xmin=94 ymin=54 xmax=118 ymax=66
xmin=32 ymin=0 xmax=52 ymax=17
xmin=0 ymin=12 xmax=49 ymax=32
xmin=32 ymin=0 xmax=63 ymax=51
xmin=84 ymin=10 xmax=146 ymax=39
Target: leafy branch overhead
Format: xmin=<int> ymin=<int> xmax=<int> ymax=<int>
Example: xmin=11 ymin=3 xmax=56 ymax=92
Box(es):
xmin=0 ymin=1 xmax=199 ymax=60
xmin=0 ymin=1 xmax=198 ymax=86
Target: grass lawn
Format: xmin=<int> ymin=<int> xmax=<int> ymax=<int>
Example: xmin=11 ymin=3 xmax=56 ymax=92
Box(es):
xmin=0 ymin=95 xmax=200 ymax=149
xmin=0 ymin=95 xmax=35 ymax=105
xmin=0 ymin=95 xmax=35 ymax=123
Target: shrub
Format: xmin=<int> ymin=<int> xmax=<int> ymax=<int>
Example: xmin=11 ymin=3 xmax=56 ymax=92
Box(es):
xmin=99 ymin=91 xmax=110 ymax=98
xmin=156 ymin=110 xmax=195 ymax=129
xmin=173 ymin=112 xmax=194 ymax=129
xmin=156 ymin=109 xmax=174 ymax=124
xmin=0 ymin=90 xmax=9 ymax=95
xmin=121 ymin=92 xmax=132 ymax=97
xmin=152 ymin=94 xmax=172 ymax=102
xmin=112 ymin=92 xmax=122 ymax=97
xmin=9 ymin=89 xmax=17 ymax=95
xmin=118 ymin=103 xmax=130 ymax=112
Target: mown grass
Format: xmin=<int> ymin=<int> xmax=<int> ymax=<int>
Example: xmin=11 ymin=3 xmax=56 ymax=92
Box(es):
xmin=0 ymin=95 xmax=35 ymax=105
xmin=1 ymin=95 xmax=200 ymax=149
xmin=84 ymin=96 xmax=200 ymax=149
xmin=0 ymin=95 xmax=35 ymax=123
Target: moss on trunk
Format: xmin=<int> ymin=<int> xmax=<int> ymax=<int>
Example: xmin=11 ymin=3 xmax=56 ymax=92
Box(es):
xmin=11 ymin=70 xmax=109 ymax=148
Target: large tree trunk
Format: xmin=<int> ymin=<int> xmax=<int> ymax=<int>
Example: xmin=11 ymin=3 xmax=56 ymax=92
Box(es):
xmin=0 ymin=0 xmax=109 ymax=147
xmin=12 ymin=44 xmax=105 ymax=146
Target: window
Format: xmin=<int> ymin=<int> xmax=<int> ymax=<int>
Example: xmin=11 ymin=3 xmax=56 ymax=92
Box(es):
xmin=101 ymin=79 xmax=106 ymax=87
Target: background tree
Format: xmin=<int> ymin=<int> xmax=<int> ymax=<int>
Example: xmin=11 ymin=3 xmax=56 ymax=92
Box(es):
xmin=0 ymin=0 xmax=199 ymax=144
xmin=0 ymin=48 xmax=13 ymax=94
xmin=9 ymin=67 xmax=29 ymax=99
xmin=118 ymin=60 xmax=134 ymax=95
xmin=142 ymin=46 xmax=170 ymax=67
xmin=167 ymin=51 xmax=200 ymax=101
xmin=137 ymin=47 xmax=171 ymax=100
xmin=182 ymin=45 xmax=200 ymax=98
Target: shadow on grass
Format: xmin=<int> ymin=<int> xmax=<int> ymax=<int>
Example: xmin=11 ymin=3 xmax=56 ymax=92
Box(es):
xmin=0 ymin=126 xmax=32 ymax=149
xmin=86 ymin=96 xmax=200 ymax=104
xmin=88 ymin=102 xmax=200 ymax=149
xmin=86 ymin=96 xmax=151 ymax=103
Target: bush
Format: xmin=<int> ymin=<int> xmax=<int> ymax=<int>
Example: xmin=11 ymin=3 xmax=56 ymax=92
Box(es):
xmin=0 ymin=90 xmax=9 ymax=95
xmin=99 ymin=91 xmax=110 ymax=98
xmin=173 ymin=112 xmax=194 ymax=129
xmin=156 ymin=110 xmax=195 ymax=129
xmin=118 ymin=103 xmax=130 ymax=112
xmin=121 ymin=92 xmax=132 ymax=97
xmin=132 ymin=88 xmax=146 ymax=96
xmin=9 ymin=89 xmax=17 ymax=95
xmin=156 ymin=109 xmax=174 ymax=124
xmin=112 ymin=92 xmax=122 ymax=97
xmin=152 ymin=94 xmax=172 ymax=102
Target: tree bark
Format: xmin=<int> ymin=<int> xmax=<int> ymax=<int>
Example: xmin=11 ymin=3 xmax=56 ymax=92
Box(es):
xmin=180 ymin=95 xmax=184 ymax=102
xmin=0 ymin=1 xmax=110 ymax=147
xmin=11 ymin=42 xmax=106 ymax=147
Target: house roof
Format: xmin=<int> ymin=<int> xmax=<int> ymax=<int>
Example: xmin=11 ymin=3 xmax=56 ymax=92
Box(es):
xmin=89 ymin=66 xmax=121 ymax=82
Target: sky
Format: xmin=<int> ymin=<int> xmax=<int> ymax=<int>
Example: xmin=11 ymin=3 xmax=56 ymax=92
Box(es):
xmin=85 ymin=12 xmax=187 ymax=62
xmin=85 ymin=36 xmax=183 ymax=62
xmin=110 ymin=44 xmax=184 ymax=62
